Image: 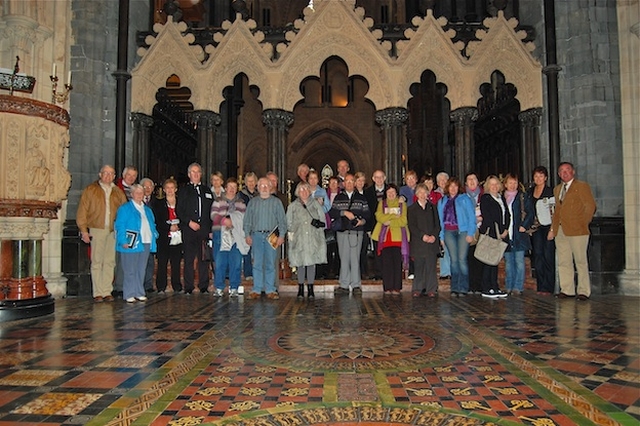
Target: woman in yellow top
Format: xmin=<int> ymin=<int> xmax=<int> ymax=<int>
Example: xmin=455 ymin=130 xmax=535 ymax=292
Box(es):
xmin=372 ymin=184 xmax=410 ymax=294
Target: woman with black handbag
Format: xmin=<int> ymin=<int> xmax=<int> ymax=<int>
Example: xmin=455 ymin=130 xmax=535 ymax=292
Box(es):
xmin=479 ymin=176 xmax=511 ymax=298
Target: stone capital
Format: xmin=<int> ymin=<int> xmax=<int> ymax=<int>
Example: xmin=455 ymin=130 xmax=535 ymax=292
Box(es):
xmin=262 ymin=109 xmax=294 ymax=130
xmin=518 ymin=107 xmax=542 ymax=126
xmin=130 ymin=112 xmax=154 ymax=128
xmin=375 ymin=107 xmax=409 ymax=128
xmin=449 ymin=107 xmax=478 ymax=125
xmin=192 ymin=110 xmax=221 ymax=128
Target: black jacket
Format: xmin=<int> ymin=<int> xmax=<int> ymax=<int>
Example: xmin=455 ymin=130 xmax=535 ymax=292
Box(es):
xmin=176 ymin=183 xmax=213 ymax=239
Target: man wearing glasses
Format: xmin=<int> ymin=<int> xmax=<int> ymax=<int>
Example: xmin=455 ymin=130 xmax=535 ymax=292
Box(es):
xmin=76 ymin=165 xmax=127 ymax=302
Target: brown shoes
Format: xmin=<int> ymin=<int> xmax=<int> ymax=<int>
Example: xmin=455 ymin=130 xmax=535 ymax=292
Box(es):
xmin=576 ymin=294 xmax=590 ymax=301
xmin=248 ymin=292 xmax=260 ymax=299
xmin=266 ymin=292 xmax=280 ymax=300
xmin=555 ymin=292 xmax=574 ymax=299
xmin=93 ymin=296 xmax=103 ymax=303
xmin=104 ymin=295 xmax=114 ymax=302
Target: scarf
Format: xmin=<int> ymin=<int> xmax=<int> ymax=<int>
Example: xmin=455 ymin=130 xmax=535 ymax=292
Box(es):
xmin=504 ymin=189 xmax=518 ymax=206
xmin=466 ymin=186 xmax=481 ymax=204
xmin=376 ymin=200 xmax=410 ymax=268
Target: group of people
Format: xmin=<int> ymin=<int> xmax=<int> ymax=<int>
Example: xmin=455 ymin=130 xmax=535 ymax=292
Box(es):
xmin=76 ymin=159 xmax=595 ymax=302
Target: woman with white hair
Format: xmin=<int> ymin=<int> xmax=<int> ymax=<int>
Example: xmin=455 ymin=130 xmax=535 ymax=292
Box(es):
xmin=114 ymin=184 xmax=159 ymax=303
xmin=287 ymin=182 xmax=327 ymax=299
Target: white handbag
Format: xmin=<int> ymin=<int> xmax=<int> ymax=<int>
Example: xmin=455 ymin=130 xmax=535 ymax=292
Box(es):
xmin=169 ymin=230 xmax=183 ymax=246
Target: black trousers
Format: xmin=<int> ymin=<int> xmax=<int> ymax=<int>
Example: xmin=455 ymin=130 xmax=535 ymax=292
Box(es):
xmin=531 ymin=225 xmax=556 ymax=293
xmin=468 ymin=245 xmax=483 ymax=292
xmin=156 ymin=243 xmax=183 ymax=292
xmin=481 ymin=263 xmax=499 ymax=293
xmin=381 ymin=247 xmax=403 ymax=291
xmin=183 ymin=232 xmax=209 ymax=292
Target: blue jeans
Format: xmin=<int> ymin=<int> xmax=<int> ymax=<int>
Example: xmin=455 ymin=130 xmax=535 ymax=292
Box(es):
xmin=439 ymin=244 xmax=451 ymax=277
xmin=251 ymin=232 xmax=277 ymax=294
xmin=243 ymin=248 xmax=253 ymax=278
xmin=504 ymin=250 xmax=525 ymax=292
xmin=214 ymin=244 xmax=243 ymax=291
xmin=443 ymin=230 xmax=469 ymax=293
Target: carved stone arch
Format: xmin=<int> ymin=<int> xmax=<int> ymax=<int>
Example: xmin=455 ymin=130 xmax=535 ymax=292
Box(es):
xmin=288 ymin=119 xmax=370 ymax=177
xmin=279 ymin=39 xmax=393 ymax=111
xmin=197 ymin=53 xmax=270 ymax=113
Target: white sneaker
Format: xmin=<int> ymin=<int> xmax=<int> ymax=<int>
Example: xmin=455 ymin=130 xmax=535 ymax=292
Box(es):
xmin=136 ymin=296 xmax=147 ymax=302
xmin=229 ymin=289 xmax=238 ymax=297
xmin=237 ymin=285 xmax=245 ymax=294
xmin=126 ymin=297 xmax=136 ymax=303
xmin=407 ymin=274 xmax=415 ymax=280
xmin=214 ymin=288 xmax=224 ymax=297
xmin=482 ymin=290 xmax=499 ymax=299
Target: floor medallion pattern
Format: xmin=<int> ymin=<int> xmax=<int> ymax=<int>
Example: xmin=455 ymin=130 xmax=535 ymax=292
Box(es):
xmin=0 ymin=279 xmax=636 ymax=426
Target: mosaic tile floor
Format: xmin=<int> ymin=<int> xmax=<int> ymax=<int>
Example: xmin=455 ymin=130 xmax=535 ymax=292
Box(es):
xmin=0 ymin=280 xmax=637 ymax=426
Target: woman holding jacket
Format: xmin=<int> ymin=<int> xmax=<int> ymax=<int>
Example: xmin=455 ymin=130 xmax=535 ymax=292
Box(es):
xmin=479 ymin=175 xmax=511 ymax=298
xmin=114 ymin=184 xmax=159 ymax=303
xmin=437 ymin=177 xmax=476 ymax=297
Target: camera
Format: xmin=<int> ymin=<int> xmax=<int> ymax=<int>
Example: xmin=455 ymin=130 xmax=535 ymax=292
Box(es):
xmin=311 ymin=218 xmax=325 ymax=229
xmin=350 ymin=217 xmax=362 ymax=227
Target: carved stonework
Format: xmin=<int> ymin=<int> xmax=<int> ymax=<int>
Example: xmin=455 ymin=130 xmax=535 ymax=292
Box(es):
xmin=0 ymin=216 xmax=51 ymax=240
xmin=375 ymin=107 xmax=409 ymax=128
xmin=518 ymin=108 xmax=542 ymax=126
xmin=0 ymin=96 xmax=71 ymax=204
xmin=450 ymin=107 xmax=479 ymax=126
xmin=131 ymin=2 xmax=543 ymax=115
xmin=262 ymin=109 xmax=294 ymax=130
xmin=192 ymin=110 xmax=221 ymax=129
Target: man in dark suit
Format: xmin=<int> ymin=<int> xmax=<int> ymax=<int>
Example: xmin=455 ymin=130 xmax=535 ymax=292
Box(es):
xmin=364 ymin=169 xmax=388 ymax=280
xmin=176 ymin=163 xmax=214 ymax=294
xmin=549 ymin=162 xmax=596 ymax=300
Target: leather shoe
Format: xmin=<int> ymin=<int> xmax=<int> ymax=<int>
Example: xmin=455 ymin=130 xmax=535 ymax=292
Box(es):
xmin=576 ymin=294 xmax=590 ymax=301
xmin=555 ymin=292 xmax=573 ymax=299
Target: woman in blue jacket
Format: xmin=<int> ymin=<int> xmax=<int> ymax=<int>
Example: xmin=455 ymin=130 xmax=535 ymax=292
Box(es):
xmin=437 ymin=177 xmax=477 ymax=296
xmin=115 ymin=184 xmax=158 ymax=303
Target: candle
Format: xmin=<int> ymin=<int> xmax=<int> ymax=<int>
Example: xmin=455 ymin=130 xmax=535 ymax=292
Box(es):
xmin=67 ymin=71 xmax=72 ymax=85
xmin=52 ymin=63 xmax=57 ymax=77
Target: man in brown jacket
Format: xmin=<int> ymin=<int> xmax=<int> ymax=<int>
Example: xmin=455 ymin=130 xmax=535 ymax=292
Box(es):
xmin=549 ymin=162 xmax=596 ymax=300
xmin=76 ymin=165 xmax=127 ymax=302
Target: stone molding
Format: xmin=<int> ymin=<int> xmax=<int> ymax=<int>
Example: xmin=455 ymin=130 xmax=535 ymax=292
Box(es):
xmin=130 ymin=112 xmax=154 ymax=128
xmin=0 ymin=199 xmax=60 ymax=220
xmin=518 ymin=108 xmax=542 ymax=126
xmin=0 ymin=216 xmax=51 ymax=240
xmin=0 ymin=95 xmax=70 ymax=128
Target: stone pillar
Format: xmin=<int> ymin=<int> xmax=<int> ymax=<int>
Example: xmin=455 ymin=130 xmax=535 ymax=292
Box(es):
xmin=192 ymin=110 xmax=221 ymax=181
xmin=616 ymin=4 xmax=640 ymax=296
xmin=130 ymin=112 xmax=154 ymax=178
xmin=449 ymin=107 xmax=478 ymax=177
xmin=262 ymin=109 xmax=294 ymax=189
xmin=375 ymin=107 xmax=409 ymax=185
xmin=518 ymin=108 xmax=542 ymax=184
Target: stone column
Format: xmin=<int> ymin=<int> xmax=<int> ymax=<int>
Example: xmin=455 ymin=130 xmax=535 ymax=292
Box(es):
xmin=449 ymin=107 xmax=478 ymax=177
xmin=617 ymin=5 xmax=640 ymax=295
xmin=375 ymin=107 xmax=409 ymax=185
xmin=262 ymin=109 xmax=294 ymax=189
xmin=518 ymin=108 xmax=542 ymax=184
xmin=192 ymin=110 xmax=221 ymax=181
xmin=130 ymin=112 xmax=154 ymax=178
